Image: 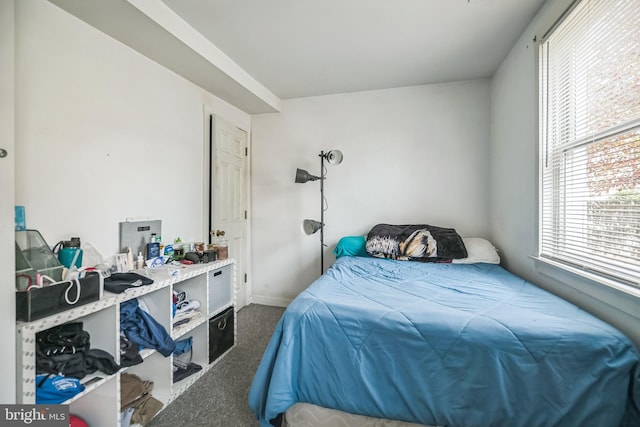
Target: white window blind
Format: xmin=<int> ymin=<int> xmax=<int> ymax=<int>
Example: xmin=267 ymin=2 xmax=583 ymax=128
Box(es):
xmin=539 ymin=0 xmax=640 ymax=287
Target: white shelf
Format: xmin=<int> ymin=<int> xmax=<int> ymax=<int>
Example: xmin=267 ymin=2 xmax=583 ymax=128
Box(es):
xmin=172 ymin=313 xmax=206 ymax=338
xmin=16 ymin=259 xmax=236 ymax=426
xmin=62 ymin=371 xmax=118 ymax=405
xmin=70 ymin=376 xmax=120 ymax=426
xmin=139 ymin=348 xmax=156 ymax=360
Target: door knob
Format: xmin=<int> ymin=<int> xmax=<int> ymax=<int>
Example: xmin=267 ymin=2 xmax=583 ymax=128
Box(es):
xmin=0 ymin=149 xmax=7 ymax=158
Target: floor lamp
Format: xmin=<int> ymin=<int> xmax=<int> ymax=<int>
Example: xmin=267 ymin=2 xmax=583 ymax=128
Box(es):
xmin=295 ymin=150 xmax=343 ymax=275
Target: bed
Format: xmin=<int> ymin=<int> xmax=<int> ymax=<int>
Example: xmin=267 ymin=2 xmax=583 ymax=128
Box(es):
xmin=249 ymin=229 xmax=640 ymax=427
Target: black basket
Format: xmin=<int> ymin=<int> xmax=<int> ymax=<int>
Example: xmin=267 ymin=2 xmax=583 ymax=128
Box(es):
xmin=209 ymin=306 xmax=234 ymax=363
xmin=16 ymin=272 xmax=102 ymax=322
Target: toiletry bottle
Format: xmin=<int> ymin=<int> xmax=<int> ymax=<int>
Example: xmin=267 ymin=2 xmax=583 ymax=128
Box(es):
xmin=173 ymin=237 xmax=184 ymax=260
xmin=216 ymin=238 xmax=229 ymax=260
xmin=137 ymin=252 xmax=144 ymax=269
xmin=127 ymin=247 xmax=134 ymax=271
xmin=147 ymin=233 xmax=160 ymax=260
xmin=157 ymin=236 xmax=165 ymax=263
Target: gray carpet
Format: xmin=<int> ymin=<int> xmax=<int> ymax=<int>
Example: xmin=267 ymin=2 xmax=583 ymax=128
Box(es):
xmin=149 ymin=304 xmax=285 ymax=427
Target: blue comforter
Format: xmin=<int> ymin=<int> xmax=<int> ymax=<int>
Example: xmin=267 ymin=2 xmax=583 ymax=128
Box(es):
xmin=249 ymin=257 xmax=640 ymax=427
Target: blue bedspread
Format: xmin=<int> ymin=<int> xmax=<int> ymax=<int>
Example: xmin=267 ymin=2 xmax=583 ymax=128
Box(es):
xmin=249 ymin=257 xmax=640 ymax=427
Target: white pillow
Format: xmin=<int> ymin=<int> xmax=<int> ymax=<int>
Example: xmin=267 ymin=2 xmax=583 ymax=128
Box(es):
xmin=452 ymin=237 xmax=500 ymax=264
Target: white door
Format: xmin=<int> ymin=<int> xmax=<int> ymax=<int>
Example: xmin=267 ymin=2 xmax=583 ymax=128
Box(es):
xmin=211 ymin=115 xmax=248 ymax=309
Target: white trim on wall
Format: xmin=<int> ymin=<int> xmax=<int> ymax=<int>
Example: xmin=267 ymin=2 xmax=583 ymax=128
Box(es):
xmin=251 ymin=295 xmax=292 ymax=308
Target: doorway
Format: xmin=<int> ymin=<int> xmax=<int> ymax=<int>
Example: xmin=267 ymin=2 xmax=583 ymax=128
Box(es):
xmin=208 ymin=113 xmax=249 ymax=310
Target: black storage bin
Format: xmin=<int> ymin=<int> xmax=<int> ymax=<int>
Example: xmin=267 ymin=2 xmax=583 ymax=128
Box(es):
xmin=209 ymin=306 xmax=234 ymax=363
xmin=16 ymin=272 xmax=102 ymax=322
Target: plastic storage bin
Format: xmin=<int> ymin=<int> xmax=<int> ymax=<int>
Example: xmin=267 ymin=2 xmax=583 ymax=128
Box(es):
xmin=16 ymin=272 xmax=102 ymax=322
xmin=15 ymin=229 xmax=64 ymax=291
xmin=15 ymin=229 xmax=101 ymax=322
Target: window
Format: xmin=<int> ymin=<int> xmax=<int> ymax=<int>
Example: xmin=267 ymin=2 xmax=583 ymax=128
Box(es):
xmin=539 ymin=0 xmax=640 ymax=288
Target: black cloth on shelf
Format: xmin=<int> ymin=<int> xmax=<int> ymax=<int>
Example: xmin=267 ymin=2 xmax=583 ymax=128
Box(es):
xmin=172 ymin=362 xmax=202 ymax=383
xmin=104 ymin=272 xmax=154 ymax=294
xmin=36 ymin=323 xmax=120 ymax=379
xmin=85 ymin=348 xmax=121 ymax=375
xmin=120 ymin=334 xmax=143 ymax=367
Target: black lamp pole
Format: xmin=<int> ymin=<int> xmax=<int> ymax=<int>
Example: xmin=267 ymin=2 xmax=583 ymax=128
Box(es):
xmin=319 ymin=151 xmax=325 ymax=275
xmin=295 ymin=149 xmax=342 ymax=276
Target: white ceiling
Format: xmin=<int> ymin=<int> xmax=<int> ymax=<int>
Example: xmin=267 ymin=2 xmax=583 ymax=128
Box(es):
xmin=49 ymin=0 xmax=546 ymax=112
xmin=161 ymin=0 xmax=546 ymax=99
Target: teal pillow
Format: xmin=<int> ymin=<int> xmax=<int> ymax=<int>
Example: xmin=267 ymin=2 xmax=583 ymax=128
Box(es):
xmin=333 ymin=236 xmax=368 ymax=258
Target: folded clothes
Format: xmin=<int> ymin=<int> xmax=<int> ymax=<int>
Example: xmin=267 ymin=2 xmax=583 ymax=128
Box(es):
xmin=172 ymin=311 xmax=203 ymax=328
xmin=176 ymin=299 xmax=200 ymax=313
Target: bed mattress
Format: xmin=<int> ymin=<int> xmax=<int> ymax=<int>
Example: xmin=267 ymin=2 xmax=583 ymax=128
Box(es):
xmin=284 ymin=403 xmax=436 ymax=427
xmin=249 ymin=256 xmax=640 ymax=427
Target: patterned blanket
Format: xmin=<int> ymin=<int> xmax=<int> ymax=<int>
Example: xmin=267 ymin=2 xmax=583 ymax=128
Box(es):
xmin=366 ymin=223 xmax=467 ymax=261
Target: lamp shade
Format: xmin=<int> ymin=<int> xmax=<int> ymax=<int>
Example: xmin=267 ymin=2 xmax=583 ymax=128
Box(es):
xmin=302 ymin=219 xmax=322 ymax=235
xmin=295 ymin=168 xmax=321 ymax=183
xmin=324 ymin=150 xmax=343 ymax=165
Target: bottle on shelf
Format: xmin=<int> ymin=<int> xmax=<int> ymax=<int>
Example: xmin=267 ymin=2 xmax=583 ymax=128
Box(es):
xmin=215 ymin=231 xmax=228 ymax=261
xmin=147 ymin=233 xmax=160 ymax=260
xmin=173 ymin=237 xmax=184 ymax=260
xmin=127 ymin=247 xmax=134 ymax=271
xmin=157 ymin=236 xmax=165 ymax=263
xmin=137 ymin=252 xmax=144 ymax=269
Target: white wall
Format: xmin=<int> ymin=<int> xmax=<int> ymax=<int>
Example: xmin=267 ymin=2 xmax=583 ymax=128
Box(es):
xmin=251 ymin=80 xmax=492 ymax=303
xmin=15 ymin=0 xmax=250 ymax=258
xmin=1 ymin=0 xmax=17 ymax=404
xmin=490 ymin=0 xmax=640 ymax=347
